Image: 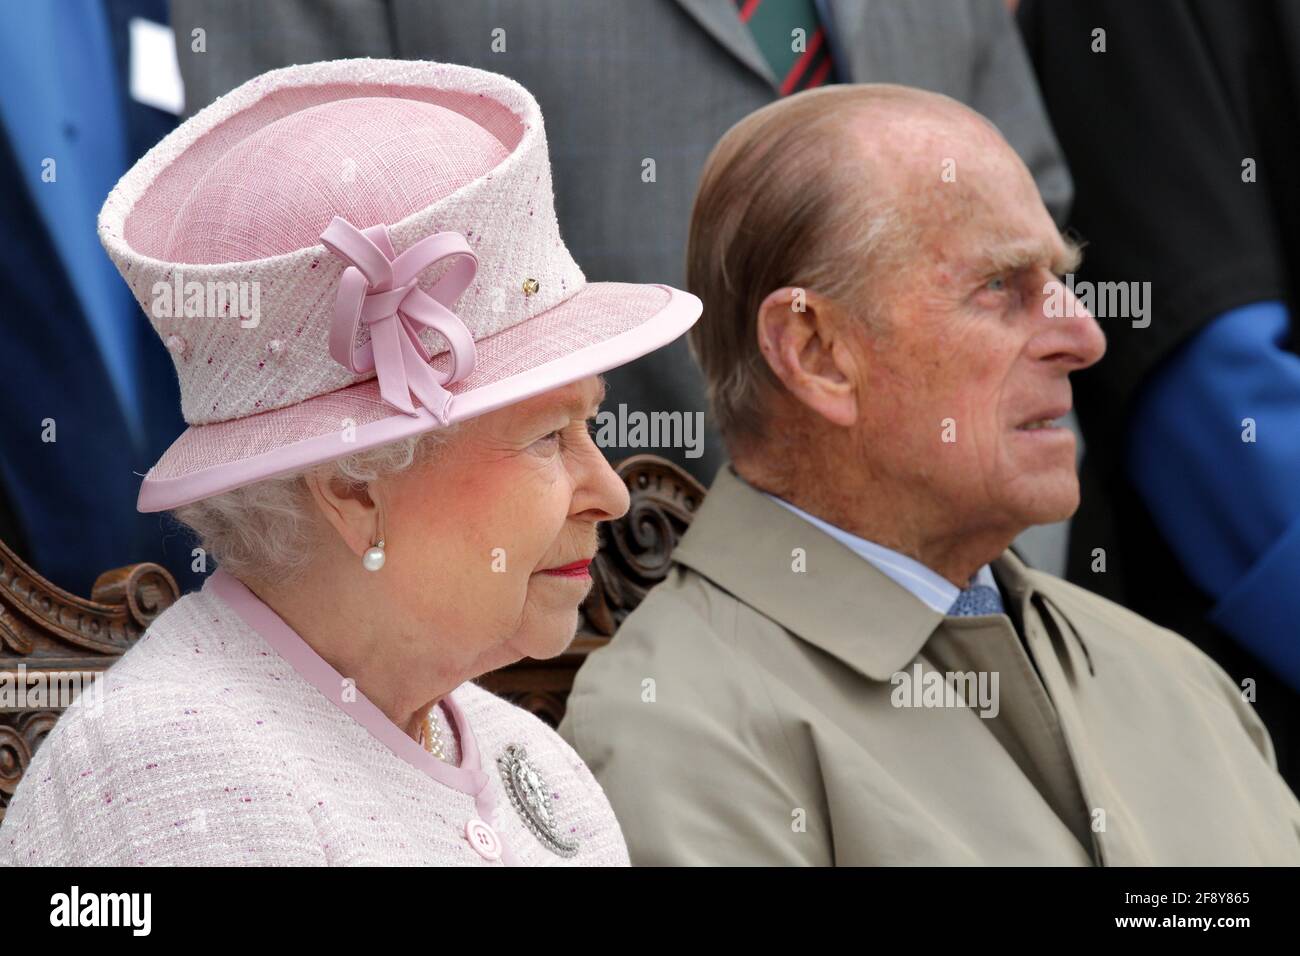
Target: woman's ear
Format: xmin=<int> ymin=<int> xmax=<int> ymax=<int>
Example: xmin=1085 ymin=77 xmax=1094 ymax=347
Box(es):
xmin=756 ymin=287 xmax=861 ymax=427
xmin=304 ymin=469 xmax=382 ymax=558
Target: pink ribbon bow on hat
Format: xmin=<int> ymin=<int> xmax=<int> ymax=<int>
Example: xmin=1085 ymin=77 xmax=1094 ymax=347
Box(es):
xmin=320 ymin=216 xmax=478 ymax=424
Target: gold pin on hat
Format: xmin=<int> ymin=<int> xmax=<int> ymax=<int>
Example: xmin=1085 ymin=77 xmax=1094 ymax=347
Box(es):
xmin=522 ymin=277 xmax=540 ymax=296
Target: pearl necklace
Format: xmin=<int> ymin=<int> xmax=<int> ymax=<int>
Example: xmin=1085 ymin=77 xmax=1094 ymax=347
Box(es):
xmin=419 ymin=705 xmax=448 ymax=762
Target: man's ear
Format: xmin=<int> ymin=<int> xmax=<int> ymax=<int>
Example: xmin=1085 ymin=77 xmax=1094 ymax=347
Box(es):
xmin=304 ymin=469 xmax=382 ymax=559
xmin=756 ymin=287 xmax=861 ymax=427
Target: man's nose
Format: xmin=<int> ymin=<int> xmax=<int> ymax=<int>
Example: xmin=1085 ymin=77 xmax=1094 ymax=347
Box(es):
xmin=1036 ymin=281 xmax=1107 ymax=370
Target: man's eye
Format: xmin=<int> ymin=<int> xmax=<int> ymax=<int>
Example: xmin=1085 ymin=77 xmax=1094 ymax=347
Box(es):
xmin=986 ymin=276 xmax=1008 ymax=293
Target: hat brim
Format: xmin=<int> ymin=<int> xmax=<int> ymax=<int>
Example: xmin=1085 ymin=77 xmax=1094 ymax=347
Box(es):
xmin=138 ymin=282 xmax=701 ymax=512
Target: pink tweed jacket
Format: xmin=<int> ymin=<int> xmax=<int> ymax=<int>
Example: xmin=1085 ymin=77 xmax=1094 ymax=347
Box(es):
xmin=0 ymin=570 xmax=629 ymax=866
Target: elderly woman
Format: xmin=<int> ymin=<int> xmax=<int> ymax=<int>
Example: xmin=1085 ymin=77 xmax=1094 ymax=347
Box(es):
xmin=0 ymin=60 xmax=699 ymax=866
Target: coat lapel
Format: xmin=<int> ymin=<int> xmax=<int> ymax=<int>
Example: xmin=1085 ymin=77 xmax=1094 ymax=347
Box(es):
xmin=671 ymin=465 xmax=945 ymax=680
xmin=993 ymin=548 xmax=1096 ymax=673
xmin=672 ymin=0 xmax=779 ymax=91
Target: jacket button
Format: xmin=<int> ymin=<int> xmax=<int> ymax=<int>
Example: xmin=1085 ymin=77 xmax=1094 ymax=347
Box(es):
xmin=465 ymin=817 xmax=503 ymax=861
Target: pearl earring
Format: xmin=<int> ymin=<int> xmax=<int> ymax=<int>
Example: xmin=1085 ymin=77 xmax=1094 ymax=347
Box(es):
xmin=362 ymin=538 xmax=386 ymax=572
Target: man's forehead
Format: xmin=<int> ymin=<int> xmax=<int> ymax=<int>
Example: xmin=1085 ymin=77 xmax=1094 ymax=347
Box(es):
xmin=839 ymin=95 xmax=1080 ymax=283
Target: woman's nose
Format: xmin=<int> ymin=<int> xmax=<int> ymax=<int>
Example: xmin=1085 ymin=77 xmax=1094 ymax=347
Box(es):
xmin=574 ymin=438 xmax=631 ymax=522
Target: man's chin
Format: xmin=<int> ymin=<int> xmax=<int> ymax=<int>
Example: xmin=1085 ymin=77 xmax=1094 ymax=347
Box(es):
xmin=1018 ymin=480 xmax=1081 ymax=527
xmin=999 ymin=461 xmax=1081 ymax=525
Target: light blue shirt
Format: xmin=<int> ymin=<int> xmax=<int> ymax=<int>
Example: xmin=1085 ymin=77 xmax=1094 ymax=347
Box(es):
xmin=763 ymin=492 xmax=1003 ymax=615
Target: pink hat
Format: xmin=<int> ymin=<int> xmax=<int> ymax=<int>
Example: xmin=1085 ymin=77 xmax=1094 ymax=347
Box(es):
xmin=99 ymin=59 xmax=701 ymax=512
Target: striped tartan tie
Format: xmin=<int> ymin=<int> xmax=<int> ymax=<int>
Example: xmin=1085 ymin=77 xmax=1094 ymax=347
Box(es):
xmin=734 ymin=0 xmax=837 ymax=95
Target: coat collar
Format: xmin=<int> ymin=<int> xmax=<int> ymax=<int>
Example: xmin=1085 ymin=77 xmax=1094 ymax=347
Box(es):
xmin=672 ymin=0 xmax=778 ymax=90
xmin=994 ymin=548 xmax=1096 ymax=671
xmin=672 ymin=465 xmax=946 ymax=681
xmin=671 ymin=465 xmax=1072 ymax=681
xmin=672 ymin=0 xmax=847 ymax=90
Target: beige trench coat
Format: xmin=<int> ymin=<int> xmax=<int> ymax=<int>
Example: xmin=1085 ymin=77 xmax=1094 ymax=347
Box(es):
xmin=559 ymin=465 xmax=1300 ymax=865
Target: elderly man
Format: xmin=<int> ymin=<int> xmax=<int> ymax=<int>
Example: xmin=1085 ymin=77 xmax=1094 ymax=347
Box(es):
xmin=557 ymin=84 xmax=1300 ymax=865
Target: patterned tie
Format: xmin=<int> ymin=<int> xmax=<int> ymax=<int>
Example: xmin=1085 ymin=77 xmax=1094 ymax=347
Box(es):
xmin=735 ymin=0 xmax=836 ymax=94
xmin=947 ymin=585 xmax=1004 ymax=617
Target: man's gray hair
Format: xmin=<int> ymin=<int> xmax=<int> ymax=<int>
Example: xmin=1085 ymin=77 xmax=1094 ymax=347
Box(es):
xmin=686 ymin=85 xmax=931 ymax=454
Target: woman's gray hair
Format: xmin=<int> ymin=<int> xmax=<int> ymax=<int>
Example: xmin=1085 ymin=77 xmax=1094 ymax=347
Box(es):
xmin=171 ymin=426 xmax=457 ymax=585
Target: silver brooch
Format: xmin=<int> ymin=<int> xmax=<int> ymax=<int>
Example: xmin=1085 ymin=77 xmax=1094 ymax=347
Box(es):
xmin=497 ymin=744 xmax=579 ymax=858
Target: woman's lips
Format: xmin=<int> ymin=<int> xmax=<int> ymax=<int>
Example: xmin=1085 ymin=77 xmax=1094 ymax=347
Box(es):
xmin=539 ymin=560 xmax=592 ymax=578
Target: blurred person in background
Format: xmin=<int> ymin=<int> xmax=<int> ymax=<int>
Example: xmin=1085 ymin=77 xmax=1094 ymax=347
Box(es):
xmin=1019 ymin=0 xmax=1300 ymax=789
xmin=0 ymin=0 xmax=203 ymax=595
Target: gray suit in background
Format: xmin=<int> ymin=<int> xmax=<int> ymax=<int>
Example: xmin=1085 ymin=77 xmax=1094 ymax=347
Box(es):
xmin=171 ymin=0 xmax=1071 ymax=490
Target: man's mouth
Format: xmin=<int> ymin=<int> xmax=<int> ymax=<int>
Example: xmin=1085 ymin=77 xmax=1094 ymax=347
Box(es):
xmin=1015 ymin=406 xmax=1071 ymax=432
xmin=1017 ymin=418 xmax=1062 ymax=431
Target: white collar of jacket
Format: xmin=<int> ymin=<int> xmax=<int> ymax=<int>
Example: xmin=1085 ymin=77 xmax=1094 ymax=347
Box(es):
xmin=671 ymin=464 xmax=1091 ymax=681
